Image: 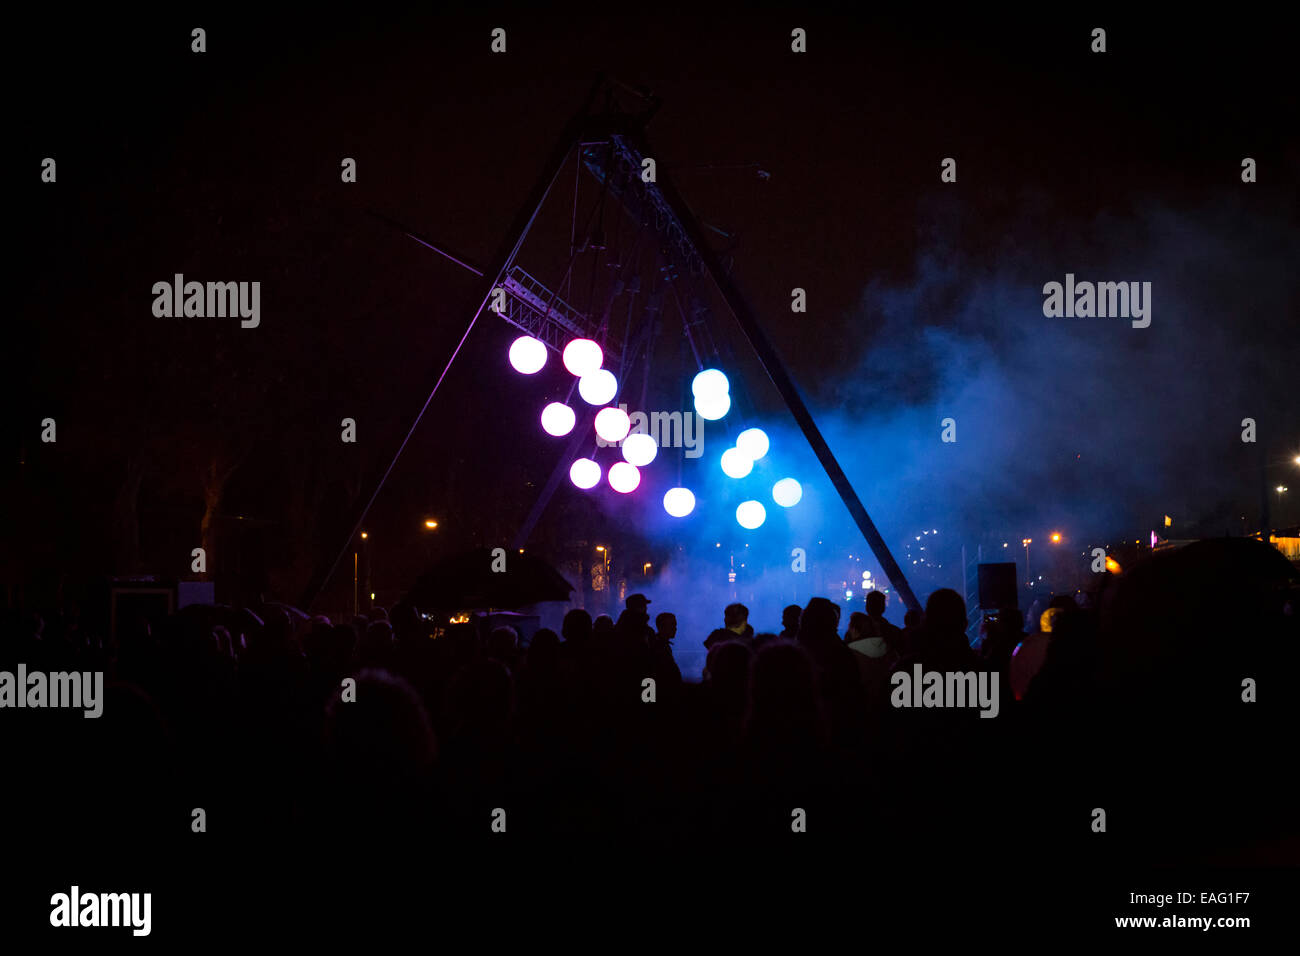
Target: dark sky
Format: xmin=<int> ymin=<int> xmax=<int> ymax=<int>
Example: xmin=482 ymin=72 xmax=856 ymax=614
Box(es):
xmin=11 ymin=8 xmax=1298 ymax=612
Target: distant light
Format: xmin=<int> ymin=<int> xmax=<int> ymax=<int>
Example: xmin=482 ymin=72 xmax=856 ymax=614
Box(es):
xmin=360 ymin=532 xmax=368 ymax=540
xmin=845 ymin=590 xmax=853 ymax=600
xmin=569 ymin=458 xmax=601 ymax=490
xmin=1050 ymin=532 xmax=1062 ymax=543
xmin=579 ymin=369 xmax=617 ymax=405
xmin=694 ymin=391 xmax=731 ymax=421
xmin=508 ymin=335 xmax=547 ymax=374
xmin=540 ymin=402 xmax=576 ymax=436
xmin=621 ymin=433 xmax=658 ymax=466
xmin=720 ymin=447 xmax=754 ymax=479
xmin=608 ymin=461 xmax=640 ymax=494
xmin=424 ymin=519 xmax=438 ymax=529
xmin=594 ymin=407 xmax=632 ymax=442
xmin=736 ymin=427 xmax=770 ymax=461
xmin=1278 ymin=485 xmax=1289 ymax=493
xmin=563 ymin=339 xmax=603 ymax=377
xmin=736 ymin=500 xmax=766 ymax=530
xmin=772 ymin=477 xmax=802 ymax=507
xmin=692 ymin=368 xmax=729 ymax=399
xmin=663 ymin=487 xmax=696 ymax=517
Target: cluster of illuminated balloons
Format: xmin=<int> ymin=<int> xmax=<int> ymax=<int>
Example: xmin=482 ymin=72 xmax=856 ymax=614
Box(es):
xmin=690 ymin=369 xmax=802 ymax=529
xmin=511 ymin=334 xmax=668 ymax=499
xmin=510 ymin=334 xmax=801 ymax=526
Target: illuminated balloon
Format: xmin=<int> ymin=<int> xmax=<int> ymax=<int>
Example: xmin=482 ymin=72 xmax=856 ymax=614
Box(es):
xmin=594 ymin=407 xmax=631 ymax=443
xmin=578 ymin=369 xmax=618 ymax=405
xmin=569 ymin=458 xmax=601 ymax=490
xmin=736 ymin=500 xmax=766 ymax=530
xmin=720 ymin=447 xmax=754 ymax=479
xmin=772 ymin=477 xmax=802 ymax=507
xmin=694 ymin=391 xmax=731 ymax=421
xmin=621 ymin=433 xmax=658 ymax=466
xmin=562 ymin=338 xmax=603 ymax=377
xmin=692 ymin=368 xmax=729 ymax=399
xmin=663 ymin=487 xmax=696 ymax=517
xmin=540 ymin=402 xmax=576 ymax=437
xmin=735 ymin=427 xmax=770 ymax=461
xmin=508 ymin=335 xmax=547 ymax=374
xmin=608 ymin=461 xmax=640 ymax=494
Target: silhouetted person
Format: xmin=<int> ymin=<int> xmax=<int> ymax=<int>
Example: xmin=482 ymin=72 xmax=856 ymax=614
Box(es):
xmin=705 ymin=603 xmax=753 ymax=650
xmin=778 ymin=604 xmax=801 ymax=642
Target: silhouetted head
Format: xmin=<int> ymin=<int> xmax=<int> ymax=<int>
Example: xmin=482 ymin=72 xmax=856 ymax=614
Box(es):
xmin=487 ymin=625 xmax=518 ymax=661
xmin=846 ymin=612 xmax=869 ymax=642
xmin=903 ymin=609 xmax=924 ymax=630
xmin=705 ymin=639 xmax=753 ymax=694
xmin=799 ymin=597 xmax=841 ymax=641
xmin=925 ymin=588 xmax=967 ymax=637
xmin=746 ymin=641 xmax=825 ymax=746
xmin=782 ymin=605 xmax=802 ymax=631
xmin=655 ymin=612 xmax=677 ymax=641
xmin=724 ymin=603 xmax=749 ymax=630
xmin=561 ymin=608 xmax=593 ymax=645
xmin=527 ymin=628 xmax=560 ymax=669
xmin=866 ymin=590 xmax=887 ymax=617
xmin=324 ymin=668 xmax=437 ymax=782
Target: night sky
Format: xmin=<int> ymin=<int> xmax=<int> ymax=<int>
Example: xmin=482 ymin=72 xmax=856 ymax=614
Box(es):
xmin=11 ymin=9 xmax=1298 ymax=621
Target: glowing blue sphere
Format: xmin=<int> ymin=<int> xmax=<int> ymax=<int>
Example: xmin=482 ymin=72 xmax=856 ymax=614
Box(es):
xmin=691 ymin=368 xmax=729 ymax=399
xmin=772 ymin=477 xmax=802 ymax=507
xmin=694 ymin=391 xmax=731 ymax=421
xmin=663 ymin=487 xmax=696 ymax=517
xmin=736 ymin=500 xmax=766 ymax=530
xmin=735 ymin=427 xmax=770 ymax=461
xmin=720 ymin=447 xmax=754 ymax=479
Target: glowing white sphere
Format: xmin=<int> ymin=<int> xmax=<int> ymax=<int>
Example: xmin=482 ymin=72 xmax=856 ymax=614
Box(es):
xmin=694 ymin=390 xmax=731 ymax=421
xmin=569 ymin=458 xmax=601 ymax=490
xmin=594 ymin=407 xmax=631 ymax=443
xmin=562 ymin=339 xmax=603 ymax=377
xmin=578 ymin=369 xmax=618 ymax=405
xmin=772 ymin=477 xmax=803 ymax=507
xmin=621 ymin=432 xmax=658 ymax=466
xmin=736 ymin=500 xmax=767 ymax=530
xmin=508 ymin=335 xmax=547 ymax=374
xmin=608 ymin=461 xmax=640 ymax=494
xmin=663 ymin=487 xmax=696 ymax=517
xmin=720 ymin=447 xmax=754 ymax=479
xmin=692 ymin=368 xmax=729 ymax=399
xmin=736 ymin=427 xmax=770 ymax=461
xmin=540 ymin=402 xmax=576 ymax=437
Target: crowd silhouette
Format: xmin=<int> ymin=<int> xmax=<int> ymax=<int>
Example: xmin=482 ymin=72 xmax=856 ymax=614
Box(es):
xmin=4 ymin=539 xmax=1298 ymax=872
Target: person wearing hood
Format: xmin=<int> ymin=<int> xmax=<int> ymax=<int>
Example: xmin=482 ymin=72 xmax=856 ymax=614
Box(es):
xmin=846 ymin=608 xmax=900 ymax=707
